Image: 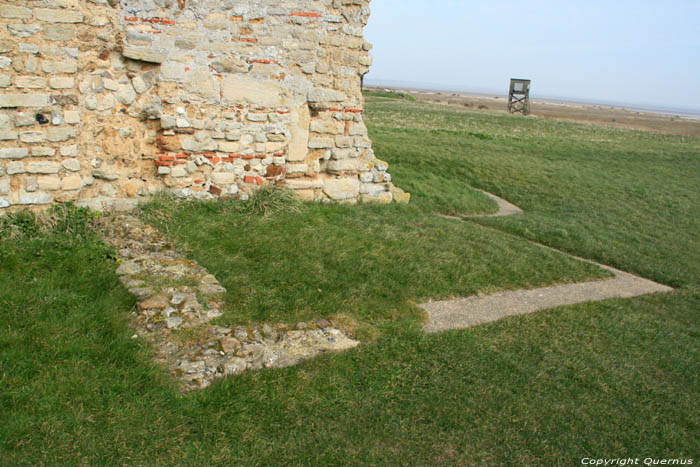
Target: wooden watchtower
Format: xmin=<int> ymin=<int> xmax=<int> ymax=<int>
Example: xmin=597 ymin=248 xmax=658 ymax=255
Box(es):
xmin=508 ymin=79 xmax=531 ymax=115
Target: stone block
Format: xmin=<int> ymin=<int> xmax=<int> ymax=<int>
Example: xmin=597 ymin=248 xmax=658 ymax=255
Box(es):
xmin=222 ymin=76 xmax=288 ymax=107
xmin=0 ymin=177 xmax=9 ymax=194
xmin=246 ymin=113 xmax=268 ymax=122
xmin=132 ymin=76 xmax=148 ymax=94
xmin=211 ymin=172 xmax=236 ymax=185
xmin=15 ymin=113 xmax=36 ymax=126
xmin=360 ymin=183 xmax=389 ymax=195
xmin=24 ymin=177 xmax=37 ymax=192
xmin=310 ymin=120 xmax=343 ymax=134
xmin=361 ymin=192 xmax=393 ymax=204
xmin=0 ymin=114 xmax=10 ymax=128
xmin=0 ymin=5 xmax=32 ymax=19
xmin=323 ymin=177 xmax=360 ymax=200
xmin=285 ymin=178 xmax=324 ymax=190
xmin=184 ymin=69 xmax=220 ymax=101
xmin=8 ymin=24 xmax=41 ymax=38
xmin=103 ymin=78 xmax=119 ymax=91
xmin=285 ymin=164 xmax=308 ymax=175
xmin=391 ymin=185 xmax=411 ymax=204
xmin=49 ymin=77 xmax=75 ymax=89
xmin=0 ymin=130 xmax=18 ymax=141
xmin=18 ymin=192 xmax=52 ymax=205
xmin=0 ymin=148 xmax=29 ymax=159
xmin=47 ymin=127 xmax=73 ymax=142
xmin=171 ymin=166 xmax=187 ymax=178
xmin=42 ymin=25 xmax=75 ymax=41
xmin=93 ymin=169 xmax=118 ymax=181
xmin=0 ymin=197 xmax=9 ymax=208
xmin=348 ymin=123 xmax=366 ymax=136
xmin=34 ymin=8 xmax=84 ymax=23
xmin=327 ymin=159 xmax=359 ymax=171
xmin=335 ymin=136 xmax=353 ymax=148
xmin=15 ymin=76 xmax=47 ymax=89
xmin=0 ymin=74 xmax=10 ymax=88
xmin=60 ymin=145 xmax=78 ymax=157
xmin=37 ymin=175 xmax=61 ymax=191
xmin=27 ymin=162 xmax=60 ymax=174
xmin=160 ymin=116 xmax=176 ymax=129
xmin=62 ymin=158 xmax=81 ymax=172
xmin=42 ymin=60 xmax=78 ymax=74
xmin=308 ymin=88 xmax=345 ymax=102
xmin=61 ymin=175 xmax=82 ymax=191
xmin=159 ymin=62 xmax=186 ymax=82
xmin=0 ymin=94 xmax=51 ymax=108
xmin=116 ymin=84 xmax=137 ymax=105
xmin=7 ymin=161 xmax=25 ymax=174
xmin=32 ymin=147 xmax=56 ymax=157
xmin=20 ymin=131 xmax=46 ymax=143
xmin=122 ymin=47 xmax=167 ymax=64
xmin=308 ymin=138 xmax=334 ymax=149
xmin=218 ymin=141 xmax=240 ymax=153
xmin=64 ymin=111 xmax=80 ymax=124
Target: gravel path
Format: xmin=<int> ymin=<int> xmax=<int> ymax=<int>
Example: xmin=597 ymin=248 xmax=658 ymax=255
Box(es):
xmin=423 ymin=192 xmax=673 ymax=333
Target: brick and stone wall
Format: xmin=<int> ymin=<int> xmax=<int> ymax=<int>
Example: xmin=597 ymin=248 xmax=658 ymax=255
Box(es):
xmin=0 ymin=0 xmax=407 ymax=211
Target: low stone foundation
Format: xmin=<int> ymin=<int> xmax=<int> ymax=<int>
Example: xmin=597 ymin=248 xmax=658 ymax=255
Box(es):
xmin=102 ymin=213 xmax=359 ymax=391
xmin=0 ymin=0 xmax=409 ymax=212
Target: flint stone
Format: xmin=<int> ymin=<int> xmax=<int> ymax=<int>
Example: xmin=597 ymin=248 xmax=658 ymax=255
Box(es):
xmin=219 ymin=337 xmax=241 ymax=354
xmin=93 ymin=169 xmax=119 ymax=181
xmin=166 ymin=317 xmax=184 ymax=329
xmin=222 ymin=358 xmax=247 ymax=376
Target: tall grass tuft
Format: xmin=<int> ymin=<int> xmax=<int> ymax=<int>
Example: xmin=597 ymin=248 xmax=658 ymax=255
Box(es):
xmin=240 ymin=185 xmax=305 ymax=217
xmin=0 ymin=203 xmax=100 ymax=240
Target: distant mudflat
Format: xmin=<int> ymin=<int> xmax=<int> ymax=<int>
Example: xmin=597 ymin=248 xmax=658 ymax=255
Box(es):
xmin=365 ymin=85 xmax=700 ymax=137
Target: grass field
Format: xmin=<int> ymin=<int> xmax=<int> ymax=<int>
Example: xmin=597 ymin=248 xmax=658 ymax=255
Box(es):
xmin=1 ymin=94 xmax=698 ymax=465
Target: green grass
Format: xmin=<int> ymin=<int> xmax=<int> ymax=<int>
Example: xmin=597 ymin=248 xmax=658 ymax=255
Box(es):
xmin=1 ymin=96 xmax=699 ymax=465
xmin=139 ymin=192 xmax=605 ymax=333
xmin=363 ymin=89 xmax=417 ymax=102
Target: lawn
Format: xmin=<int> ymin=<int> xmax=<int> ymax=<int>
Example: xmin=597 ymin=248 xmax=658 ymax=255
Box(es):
xmin=1 ymin=95 xmax=698 ymax=465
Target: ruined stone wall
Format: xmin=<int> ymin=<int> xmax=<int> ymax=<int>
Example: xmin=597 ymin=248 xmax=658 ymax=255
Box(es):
xmin=0 ymin=0 xmax=408 ymax=211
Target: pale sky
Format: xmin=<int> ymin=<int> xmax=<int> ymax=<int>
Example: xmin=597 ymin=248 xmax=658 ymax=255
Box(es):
xmin=364 ymin=0 xmax=700 ymax=112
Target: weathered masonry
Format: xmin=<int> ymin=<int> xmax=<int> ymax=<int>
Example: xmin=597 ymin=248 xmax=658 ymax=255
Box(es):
xmin=0 ymin=0 xmax=408 ymax=211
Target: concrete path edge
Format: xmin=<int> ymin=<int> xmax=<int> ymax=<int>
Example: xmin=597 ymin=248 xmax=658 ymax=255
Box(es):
xmin=423 ymin=190 xmax=673 ymax=333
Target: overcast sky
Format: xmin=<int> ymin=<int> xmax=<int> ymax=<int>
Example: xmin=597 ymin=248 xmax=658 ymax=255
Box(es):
xmin=364 ymin=0 xmax=700 ymax=111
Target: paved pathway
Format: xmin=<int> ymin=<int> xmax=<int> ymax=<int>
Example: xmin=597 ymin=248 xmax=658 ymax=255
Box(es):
xmin=423 ymin=191 xmax=673 ymax=333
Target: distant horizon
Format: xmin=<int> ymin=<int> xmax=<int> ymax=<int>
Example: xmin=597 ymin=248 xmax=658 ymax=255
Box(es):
xmin=364 ymin=78 xmax=700 ymax=119
xmin=363 ymin=1 xmax=700 ymax=117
